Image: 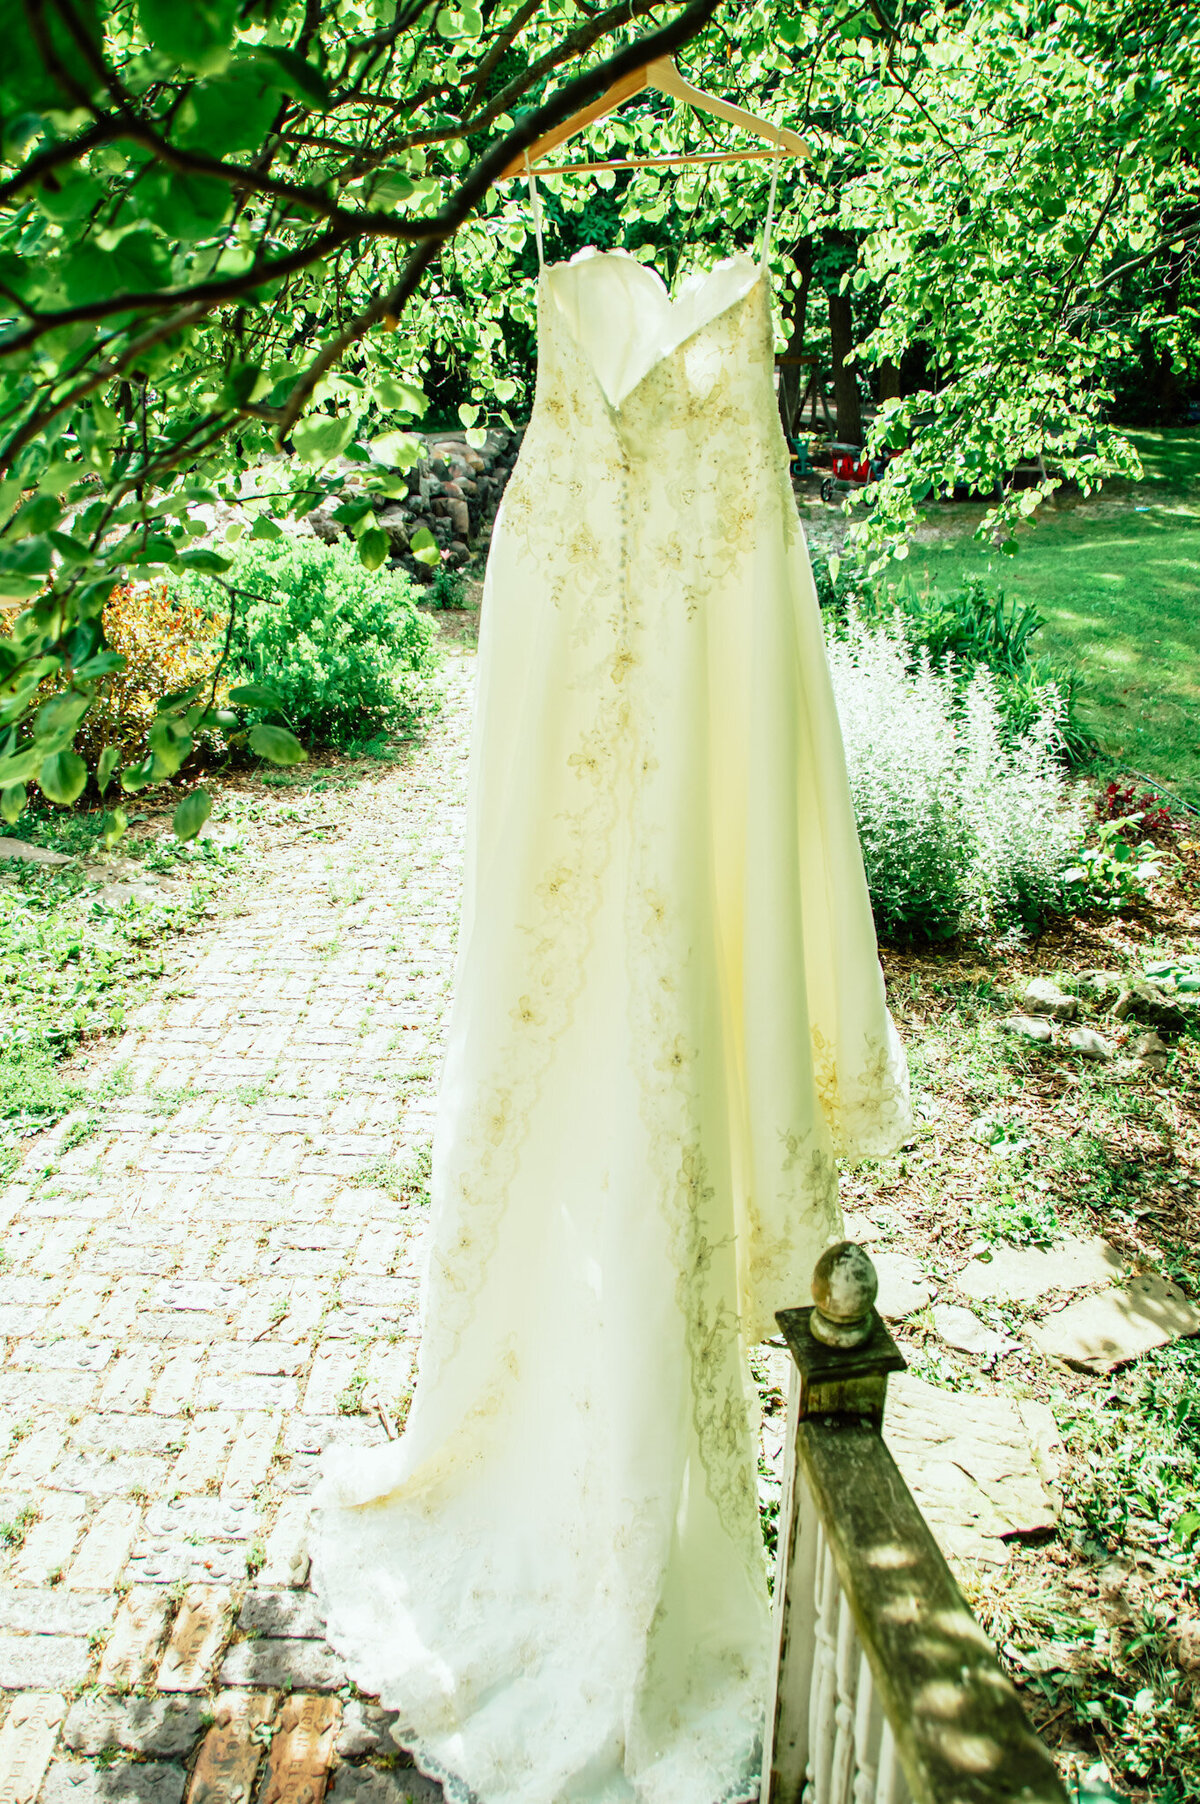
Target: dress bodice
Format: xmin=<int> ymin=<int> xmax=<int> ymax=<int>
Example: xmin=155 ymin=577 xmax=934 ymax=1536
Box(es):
xmin=501 ymin=247 xmax=799 ymax=605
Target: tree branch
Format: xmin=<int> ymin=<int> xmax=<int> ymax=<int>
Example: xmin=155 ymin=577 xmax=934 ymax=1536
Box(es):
xmin=277 ymin=0 xmax=725 ymax=436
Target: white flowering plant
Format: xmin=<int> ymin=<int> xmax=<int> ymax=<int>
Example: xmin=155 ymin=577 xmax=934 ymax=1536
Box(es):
xmin=825 ymin=611 xmax=1088 ymax=943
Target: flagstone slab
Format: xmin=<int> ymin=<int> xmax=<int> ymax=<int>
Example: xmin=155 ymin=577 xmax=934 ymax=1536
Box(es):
xmin=1030 ymin=1274 xmax=1200 ymax=1372
xmin=872 ymin=1252 xmax=935 ymax=1321
xmin=931 ymin=1304 xmax=1019 ymax=1361
xmin=884 ymin=1372 xmax=1061 ymax=1566
xmin=957 ymin=1235 xmax=1124 ymax=1304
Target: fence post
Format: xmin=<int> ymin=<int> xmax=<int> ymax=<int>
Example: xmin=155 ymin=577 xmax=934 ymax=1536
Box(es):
xmin=761 ymin=1242 xmax=905 ymax=1804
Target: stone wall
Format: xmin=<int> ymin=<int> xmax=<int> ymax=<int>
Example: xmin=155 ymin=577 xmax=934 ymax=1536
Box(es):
xmin=308 ymin=428 xmax=524 ymax=581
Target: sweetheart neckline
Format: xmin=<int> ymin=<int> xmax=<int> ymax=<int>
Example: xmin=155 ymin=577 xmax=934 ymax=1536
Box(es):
xmin=538 ymin=248 xmax=766 ymax=411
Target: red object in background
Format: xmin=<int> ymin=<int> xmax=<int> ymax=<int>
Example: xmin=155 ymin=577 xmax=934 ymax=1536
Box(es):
xmin=830 ymin=444 xmax=871 ymax=484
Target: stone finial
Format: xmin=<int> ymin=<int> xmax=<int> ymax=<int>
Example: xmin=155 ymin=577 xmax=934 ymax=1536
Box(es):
xmin=810 ymin=1241 xmax=878 ymax=1348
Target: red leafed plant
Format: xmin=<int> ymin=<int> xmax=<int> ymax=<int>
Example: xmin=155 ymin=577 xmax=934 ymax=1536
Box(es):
xmin=1094 ymin=780 xmax=1175 ymax=842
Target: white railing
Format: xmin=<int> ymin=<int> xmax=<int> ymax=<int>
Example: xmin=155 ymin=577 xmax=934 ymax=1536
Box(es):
xmin=762 ymin=1244 xmax=1067 ymax=1804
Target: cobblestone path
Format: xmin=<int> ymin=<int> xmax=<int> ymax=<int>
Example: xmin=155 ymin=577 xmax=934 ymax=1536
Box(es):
xmin=0 ymin=649 xmax=478 ymax=1803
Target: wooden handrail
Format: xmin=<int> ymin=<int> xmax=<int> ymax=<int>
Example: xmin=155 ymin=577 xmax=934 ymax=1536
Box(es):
xmin=762 ymin=1244 xmax=1068 ymax=1804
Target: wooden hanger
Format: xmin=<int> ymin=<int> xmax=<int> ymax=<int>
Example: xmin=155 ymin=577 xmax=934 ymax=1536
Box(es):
xmin=498 ymin=56 xmax=809 ymax=179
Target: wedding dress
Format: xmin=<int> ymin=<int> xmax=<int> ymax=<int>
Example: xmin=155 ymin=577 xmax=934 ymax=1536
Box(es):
xmin=312 ymin=181 xmax=911 ymax=1804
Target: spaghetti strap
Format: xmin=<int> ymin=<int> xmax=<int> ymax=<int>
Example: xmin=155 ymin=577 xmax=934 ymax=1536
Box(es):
xmin=761 ymin=155 xmax=780 ymax=264
xmin=525 ymin=152 xmax=546 ymax=270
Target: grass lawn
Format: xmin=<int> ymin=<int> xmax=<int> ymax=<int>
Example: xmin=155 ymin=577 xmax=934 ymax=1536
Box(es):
xmin=898 ymin=429 xmax=1200 ymax=805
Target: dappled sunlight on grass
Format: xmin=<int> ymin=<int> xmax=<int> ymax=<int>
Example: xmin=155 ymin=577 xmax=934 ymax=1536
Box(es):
xmin=904 ymin=427 xmax=1200 ymax=800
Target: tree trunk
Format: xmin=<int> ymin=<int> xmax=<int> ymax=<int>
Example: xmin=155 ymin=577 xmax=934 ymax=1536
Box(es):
xmin=777 ymin=237 xmax=814 ymax=439
xmin=828 ymin=284 xmax=862 ymax=445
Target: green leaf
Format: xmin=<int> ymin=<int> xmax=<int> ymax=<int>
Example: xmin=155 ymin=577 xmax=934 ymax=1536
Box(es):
xmin=376 ymin=376 xmax=427 ymax=416
xmin=34 ymin=171 xmax=105 ymax=223
xmin=176 ymin=67 xmax=285 ymax=154
xmin=148 ymin=716 xmax=192 ymax=777
xmin=120 ymin=755 xmax=157 ymax=792
xmin=137 ymin=0 xmax=239 ymax=72
xmin=0 ymin=535 xmax=52 ymax=577
xmin=409 ymin=526 xmax=440 ymax=567
xmin=0 ymin=575 xmax=45 ymax=601
xmin=101 ymin=808 xmax=129 ymax=848
xmin=458 ymin=402 xmax=480 ymax=427
xmin=71 ymin=650 xmax=126 ymax=682
xmin=248 ymin=515 xmax=283 ymax=541
xmin=1173 ymin=1509 xmax=1200 ymax=1548
xmin=47 ymin=530 xmax=92 ymax=565
xmin=0 ymin=747 xmax=40 ymax=789
xmin=249 ymin=722 xmax=307 ymax=765
xmin=10 ymin=494 xmax=61 ymax=540
xmin=97 ymin=745 xmax=120 ymax=795
xmin=1 ymin=0 xmax=102 ymax=114
xmin=0 ymin=783 xmax=26 ymax=825
xmin=34 ymin=691 xmax=90 ymax=747
xmin=292 ymin=412 xmax=358 ymax=466
xmin=172 ymin=787 xmax=213 ymax=842
xmin=370 ymin=172 xmax=415 ymax=209
xmin=39 ymin=749 xmax=87 ymax=806
xmin=177 ymin=548 xmax=233 ymax=573
xmin=370 ymin=430 xmax=422 ymax=470
xmin=228 ymin=682 xmax=287 ymax=711
xmin=133 ymin=167 xmax=232 ymax=239
xmin=248 ymin=46 xmax=330 ymax=107
xmin=358 ymin=526 xmax=389 ymax=572
xmin=62 ymin=230 xmax=172 ymax=305
xmin=125 ymin=536 xmax=179 ymax=567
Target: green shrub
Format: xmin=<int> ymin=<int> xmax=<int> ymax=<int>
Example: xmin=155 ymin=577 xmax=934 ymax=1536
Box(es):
xmin=427 ymin=566 xmax=469 ymax=610
xmin=193 ymin=540 xmax=439 ymax=749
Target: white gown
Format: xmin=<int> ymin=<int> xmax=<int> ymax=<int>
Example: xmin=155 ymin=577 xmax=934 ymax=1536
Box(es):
xmin=311 ymin=228 xmax=911 ymax=1804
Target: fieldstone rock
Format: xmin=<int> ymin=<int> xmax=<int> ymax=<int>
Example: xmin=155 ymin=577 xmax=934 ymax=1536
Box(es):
xmin=1131 ymin=1030 xmax=1169 ymax=1073
xmin=1000 ymin=1013 xmax=1053 ymax=1045
xmin=884 ymin=1373 xmax=1062 ymax=1566
xmin=1066 ymin=1025 xmax=1113 ymax=1061
xmin=872 ymin=1251 xmax=934 ymax=1320
xmin=447 ymin=499 xmax=471 ymax=539
xmin=1112 ymin=979 xmax=1188 ymax=1033
xmin=377 ymin=506 xmax=410 ymax=551
xmin=1030 ymin=1273 xmax=1200 ymax=1372
xmin=1022 ymin=977 xmax=1078 ymax=1021
xmin=0 ymin=838 xmax=71 ymax=865
xmin=957 ymin=1235 xmax=1124 ymax=1305
xmin=1173 ymin=1618 xmax=1200 ymax=1674
xmin=336 ymin=1701 xmax=402 ymax=1761
xmin=931 ymin=1303 xmax=1019 ymax=1360
xmin=308 ymin=506 xmax=341 ymax=545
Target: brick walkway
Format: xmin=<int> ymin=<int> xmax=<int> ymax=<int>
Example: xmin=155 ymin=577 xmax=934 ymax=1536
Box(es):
xmin=0 ymin=650 xmax=477 ymax=1803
